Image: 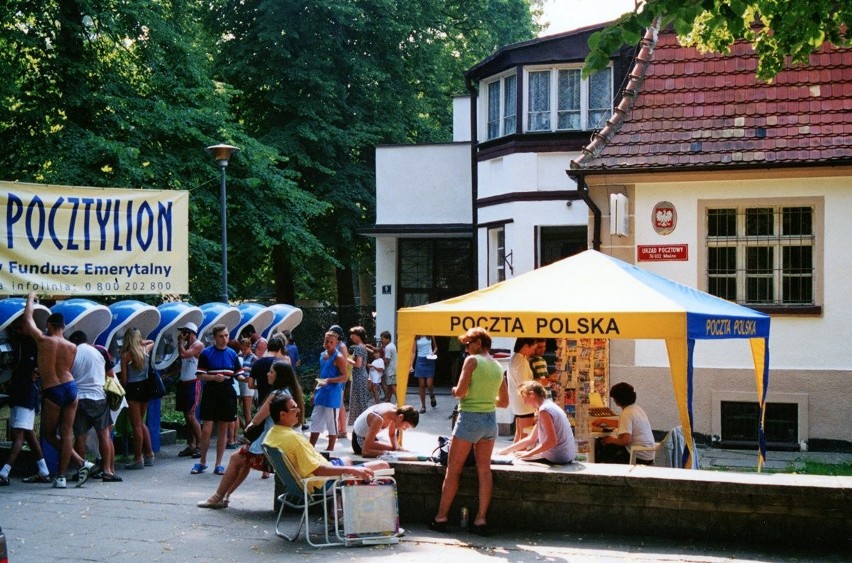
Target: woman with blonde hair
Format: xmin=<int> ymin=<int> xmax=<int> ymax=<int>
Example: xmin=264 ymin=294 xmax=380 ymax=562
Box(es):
xmin=498 ymin=381 xmax=575 ymax=464
xmin=119 ymin=327 xmax=155 ymax=470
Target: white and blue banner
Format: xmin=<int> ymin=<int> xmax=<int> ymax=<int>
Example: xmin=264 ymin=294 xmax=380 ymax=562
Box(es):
xmin=0 ymin=181 xmax=189 ymax=296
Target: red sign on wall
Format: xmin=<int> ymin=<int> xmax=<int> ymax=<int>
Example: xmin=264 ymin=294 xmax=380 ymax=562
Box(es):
xmin=637 ymin=244 xmax=688 ymax=261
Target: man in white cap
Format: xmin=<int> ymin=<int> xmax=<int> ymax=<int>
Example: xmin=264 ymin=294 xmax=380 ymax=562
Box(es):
xmin=176 ymin=321 xmax=203 ymax=458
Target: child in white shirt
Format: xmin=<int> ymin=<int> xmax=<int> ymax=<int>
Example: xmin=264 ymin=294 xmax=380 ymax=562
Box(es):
xmin=367 ymin=348 xmax=384 ymax=405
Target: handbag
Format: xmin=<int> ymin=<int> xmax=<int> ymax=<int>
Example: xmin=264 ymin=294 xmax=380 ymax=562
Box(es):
xmin=103 ymin=376 xmax=126 ymax=411
xmin=244 ymin=422 xmax=264 ymax=443
xmin=432 ymin=436 xmax=476 ymax=467
xmin=147 ymin=358 xmax=166 ymax=399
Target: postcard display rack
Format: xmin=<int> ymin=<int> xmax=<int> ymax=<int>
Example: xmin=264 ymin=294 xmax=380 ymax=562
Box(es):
xmin=552 ymin=338 xmax=609 ymax=458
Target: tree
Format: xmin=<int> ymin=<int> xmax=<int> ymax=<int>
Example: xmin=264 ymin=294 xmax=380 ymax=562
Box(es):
xmin=583 ymin=0 xmax=851 ymax=81
xmin=210 ymin=0 xmax=541 ymax=306
xmin=0 ymin=0 xmax=327 ymax=303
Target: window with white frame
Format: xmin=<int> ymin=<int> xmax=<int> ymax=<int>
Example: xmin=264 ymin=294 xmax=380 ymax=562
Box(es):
xmin=488 ymin=226 xmax=506 ymax=284
xmin=526 ymin=66 xmax=612 ymax=132
xmin=485 ymin=73 xmax=517 ymax=140
xmin=705 ymin=204 xmax=816 ymax=306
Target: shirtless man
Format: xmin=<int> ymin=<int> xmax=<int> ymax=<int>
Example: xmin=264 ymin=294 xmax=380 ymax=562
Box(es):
xmin=22 ymin=293 xmax=94 ymax=488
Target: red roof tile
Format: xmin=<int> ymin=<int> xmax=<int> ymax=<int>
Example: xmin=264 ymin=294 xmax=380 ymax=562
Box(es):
xmin=582 ymin=29 xmax=852 ymax=170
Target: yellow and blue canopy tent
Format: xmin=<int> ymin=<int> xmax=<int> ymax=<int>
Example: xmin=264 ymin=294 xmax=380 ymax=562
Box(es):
xmin=395 ymin=250 xmax=771 ymax=469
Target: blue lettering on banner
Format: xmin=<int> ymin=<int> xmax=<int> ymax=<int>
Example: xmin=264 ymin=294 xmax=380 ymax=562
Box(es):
xmin=5 ymin=192 xmax=173 ymax=252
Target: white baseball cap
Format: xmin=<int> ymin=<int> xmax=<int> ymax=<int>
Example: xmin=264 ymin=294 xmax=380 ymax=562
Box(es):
xmin=178 ymin=321 xmax=198 ymax=334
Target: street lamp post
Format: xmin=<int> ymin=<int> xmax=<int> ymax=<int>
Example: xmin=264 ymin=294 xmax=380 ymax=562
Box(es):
xmin=205 ymin=144 xmax=240 ymax=303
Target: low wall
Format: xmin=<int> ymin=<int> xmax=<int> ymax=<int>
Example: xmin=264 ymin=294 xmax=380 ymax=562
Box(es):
xmin=385 ymin=461 xmax=850 ymax=548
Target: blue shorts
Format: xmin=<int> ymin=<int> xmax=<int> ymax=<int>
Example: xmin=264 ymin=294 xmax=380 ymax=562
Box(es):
xmin=43 ymin=380 xmax=78 ymax=408
xmin=453 ymin=410 xmax=497 ymax=443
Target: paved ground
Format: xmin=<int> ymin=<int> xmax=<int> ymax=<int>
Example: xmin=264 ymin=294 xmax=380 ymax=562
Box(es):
xmin=1 ymin=390 xmax=849 ymax=561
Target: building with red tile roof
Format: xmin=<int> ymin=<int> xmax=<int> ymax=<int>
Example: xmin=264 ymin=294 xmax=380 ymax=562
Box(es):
xmin=570 ymin=26 xmax=852 ymax=450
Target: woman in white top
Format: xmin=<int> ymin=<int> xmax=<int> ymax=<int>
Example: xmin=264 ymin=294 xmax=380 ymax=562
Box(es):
xmin=351 ymin=403 xmax=419 ymax=457
xmin=410 ymin=335 xmax=437 ymax=413
xmin=592 ymin=382 xmax=656 ymax=465
xmin=498 ymin=381 xmax=575 ymax=464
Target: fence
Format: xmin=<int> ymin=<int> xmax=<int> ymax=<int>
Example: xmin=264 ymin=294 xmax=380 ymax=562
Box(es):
xmin=293 ymin=305 xmax=377 ymax=368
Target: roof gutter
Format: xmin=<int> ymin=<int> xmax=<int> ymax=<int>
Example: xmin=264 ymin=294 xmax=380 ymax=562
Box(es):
xmin=577 ymin=175 xmax=602 ymax=250
xmin=466 ymin=75 xmax=479 ymax=286
xmin=567 ymin=19 xmax=660 ymax=251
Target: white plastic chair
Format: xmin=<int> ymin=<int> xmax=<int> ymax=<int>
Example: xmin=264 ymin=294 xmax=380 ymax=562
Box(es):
xmin=628 ymin=442 xmax=661 ymax=465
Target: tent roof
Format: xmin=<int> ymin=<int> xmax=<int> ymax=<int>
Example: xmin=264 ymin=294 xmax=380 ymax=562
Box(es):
xmin=397 ymin=250 xmax=769 ymax=341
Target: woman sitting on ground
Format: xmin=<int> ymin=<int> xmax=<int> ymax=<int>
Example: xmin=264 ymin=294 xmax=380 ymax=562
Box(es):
xmin=497 ymin=381 xmax=575 ymax=464
xmin=351 ymin=403 xmax=419 ymax=458
xmin=197 ymin=361 xmax=303 ymax=509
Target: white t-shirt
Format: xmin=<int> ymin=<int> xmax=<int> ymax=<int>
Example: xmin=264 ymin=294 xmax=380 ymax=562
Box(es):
xmin=618 ymin=404 xmax=655 ymax=460
xmin=507 ymin=353 xmax=535 ymax=416
xmin=383 ymin=342 xmax=397 ymax=377
xmin=368 ymin=358 xmax=384 ymax=384
xmin=71 ymin=343 xmax=106 ymax=401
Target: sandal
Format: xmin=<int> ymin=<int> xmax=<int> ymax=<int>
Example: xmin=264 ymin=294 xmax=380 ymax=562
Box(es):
xmin=190 ymin=463 xmax=207 ymax=474
xmin=214 ymin=465 xmax=226 ymax=475
xmin=101 ymin=473 xmax=123 ymax=482
xmin=197 ymin=497 xmax=227 ymax=509
xmin=428 ymin=519 xmax=449 ymax=533
xmin=178 ymin=446 xmax=195 ymax=457
xmin=22 ymin=473 xmax=52 ymax=483
xmin=124 ymin=460 xmax=144 ymax=470
xmin=431 ymin=397 xmax=437 ymax=408
xmin=469 ymin=522 xmax=491 ymax=536
xmin=419 ymin=407 xmax=427 ymax=414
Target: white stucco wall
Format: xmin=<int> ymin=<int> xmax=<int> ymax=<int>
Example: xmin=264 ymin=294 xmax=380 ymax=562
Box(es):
xmin=374 ymin=236 xmax=398 ymax=338
xmin=629 ymin=175 xmax=852 ymax=372
xmin=452 ymin=96 xmax=471 ymax=142
xmin=375 ymin=143 xmax=471 ymax=225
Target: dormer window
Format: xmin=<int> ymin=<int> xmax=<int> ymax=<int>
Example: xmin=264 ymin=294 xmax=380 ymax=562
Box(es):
xmin=526 ymin=65 xmax=612 ymax=132
xmin=486 ymin=73 xmax=517 ymax=140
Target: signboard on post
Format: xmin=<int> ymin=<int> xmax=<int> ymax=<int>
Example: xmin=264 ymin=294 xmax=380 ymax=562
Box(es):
xmin=0 ymin=181 xmax=189 ymax=296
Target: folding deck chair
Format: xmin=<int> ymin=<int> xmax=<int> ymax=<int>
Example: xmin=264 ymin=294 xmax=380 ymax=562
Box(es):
xmin=263 ymin=444 xmax=400 ymax=547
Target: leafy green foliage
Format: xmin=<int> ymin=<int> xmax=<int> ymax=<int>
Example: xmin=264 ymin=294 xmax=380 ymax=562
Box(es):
xmin=209 ymin=0 xmax=540 ymax=303
xmin=583 ymin=0 xmax=850 ymax=81
xmin=0 ymin=0 xmax=326 ymax=304
xmin=1 ymin=0 xmax=540 ymax=305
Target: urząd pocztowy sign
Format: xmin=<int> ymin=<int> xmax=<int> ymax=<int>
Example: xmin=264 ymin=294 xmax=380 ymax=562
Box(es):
xmin=0 ymin=181 xmax=188 ymax=296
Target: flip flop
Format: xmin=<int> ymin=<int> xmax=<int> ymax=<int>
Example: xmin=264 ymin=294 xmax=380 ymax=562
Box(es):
xmin=190 ymin=463 xmax=207 ymax=474
xmin=22 ymin=473 xmax=52 ymax=483
xmin=428 ymin=519 xmax=449 ymax=533
xmin=101 ymin=473 xmax=123 ymax=482
xmin=214 ymin=465 xmax=226 ymax=475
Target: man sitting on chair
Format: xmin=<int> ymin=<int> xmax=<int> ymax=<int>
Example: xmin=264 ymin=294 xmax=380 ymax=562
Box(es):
xmin=263 ymin=394 xmax=389 ymax=488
